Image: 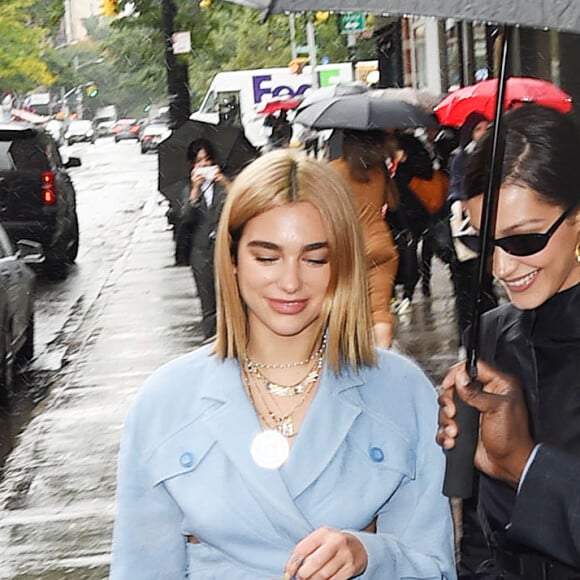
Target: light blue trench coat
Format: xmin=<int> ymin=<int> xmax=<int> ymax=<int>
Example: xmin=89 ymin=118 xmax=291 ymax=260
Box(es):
xmin=110 ymin=345 xmax=456 ymax=579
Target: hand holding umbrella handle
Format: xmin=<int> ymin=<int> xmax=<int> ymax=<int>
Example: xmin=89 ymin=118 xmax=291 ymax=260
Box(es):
xmin=442 ymin=379 xmax=481 ymax=498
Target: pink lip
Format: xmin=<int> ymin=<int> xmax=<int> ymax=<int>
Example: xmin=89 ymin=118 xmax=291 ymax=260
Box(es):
xmin=503 ymin=269 xmax=539 ymax=293
xmin=267 ymin=298 xmax=308 ymax=314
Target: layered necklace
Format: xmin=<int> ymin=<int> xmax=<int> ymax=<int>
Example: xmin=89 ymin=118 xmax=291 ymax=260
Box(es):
xmin=243 ymin=339 xmax=326 ymax=469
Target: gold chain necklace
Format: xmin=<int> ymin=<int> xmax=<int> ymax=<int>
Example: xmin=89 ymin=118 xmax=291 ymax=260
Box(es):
xmin=245 ymin=350 xmax=324 ymax=397
xmin=244 ymin=336 xmax=327 ymax=370
xmin=242 ymin=362 xmax=319 ymax=438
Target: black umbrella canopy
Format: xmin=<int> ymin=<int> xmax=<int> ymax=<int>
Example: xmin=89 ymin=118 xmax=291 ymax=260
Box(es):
xmin=226 ymin=0 xmax=580 ymax=34
xmin=293 ymin=94 xmax=438 ymax=130
xmin=158 ymin=120 xmax=258 ymax=200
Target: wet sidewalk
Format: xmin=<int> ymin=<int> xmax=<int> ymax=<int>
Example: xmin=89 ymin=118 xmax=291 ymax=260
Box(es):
xmin=0 ymin=196 xmax=461 ymax=578
xmin=0 ymin=198 xmax=204 ymax=579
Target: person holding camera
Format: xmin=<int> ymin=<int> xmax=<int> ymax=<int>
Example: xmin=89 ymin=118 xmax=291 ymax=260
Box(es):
xmin=176 ymin=138 xmax=231 ymax=339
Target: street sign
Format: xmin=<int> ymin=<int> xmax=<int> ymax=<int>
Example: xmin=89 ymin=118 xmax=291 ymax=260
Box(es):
xmin=172 ymin=31 xmax=191 ymax=54
xmin=340 ymin=12 xmax=365 ymax=34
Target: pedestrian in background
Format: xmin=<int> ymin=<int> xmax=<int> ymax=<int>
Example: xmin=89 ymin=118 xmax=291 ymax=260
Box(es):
xmin=329 ymin=129 xmax=399 ymax=349
xmin=175 ymin=138 xmax=230 ymax=339
xmin=447 ymin=111 xmax=497 ymax=347
xmin=110 ymin=149 xmax=456 ymax=580
xmin=438 ymin=105 xmax=580 ymax=578
xmin=386 ymin=131 xmax=433 ymax=313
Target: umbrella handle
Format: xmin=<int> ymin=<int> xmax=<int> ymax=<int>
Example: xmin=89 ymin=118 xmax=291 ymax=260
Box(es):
xmin=442 ymin=380 xmax=481 ymax=498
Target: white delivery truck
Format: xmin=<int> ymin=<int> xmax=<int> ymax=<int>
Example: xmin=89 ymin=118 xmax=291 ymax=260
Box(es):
xmin=190 ymin=63 xmax=356 ymax=148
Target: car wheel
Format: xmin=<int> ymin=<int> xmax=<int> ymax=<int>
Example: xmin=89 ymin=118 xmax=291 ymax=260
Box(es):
xmin=66 ymin=213 xmax=80 ymax=263
xmin=67 ymin=139 xmax=73 ymax=146
xmin=17 ymin=313 xmax=34 ymax=367
xmin=45 ymin=250 xmax=68 ymax=281
xmin=114 ymin=137 xmax=119 ymax=143
xmin=0 ymin=324 xmax=15 ymax=408
xmin=141 ymin=147 xmax=146 ymax=154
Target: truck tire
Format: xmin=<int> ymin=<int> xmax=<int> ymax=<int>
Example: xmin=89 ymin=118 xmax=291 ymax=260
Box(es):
xmin=17 ymin=313 xmax=34 ymax=367
xmin=67 ymin=214 xmax=80 ymax=263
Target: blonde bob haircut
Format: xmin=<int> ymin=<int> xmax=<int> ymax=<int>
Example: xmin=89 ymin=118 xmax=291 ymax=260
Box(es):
xmin=213 ymin=149 xmax=376 ymax=373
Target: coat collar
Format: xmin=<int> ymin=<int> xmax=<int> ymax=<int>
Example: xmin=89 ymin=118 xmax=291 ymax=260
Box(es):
xmin=196 ymin=356 xmax=365 ymax=531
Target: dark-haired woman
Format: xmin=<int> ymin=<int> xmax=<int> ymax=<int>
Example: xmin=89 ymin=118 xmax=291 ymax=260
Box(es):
xmin=176 ymin=138 xmax=231 ymax=339
xmin=329 ymin=130 xmax=399 ymax=349
xmin=437 ymin=104 xmax=580 ymax=578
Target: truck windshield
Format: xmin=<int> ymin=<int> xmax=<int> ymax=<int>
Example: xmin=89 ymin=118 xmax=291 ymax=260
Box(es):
xmin=200 ymin=92 xmax=217 ymax=113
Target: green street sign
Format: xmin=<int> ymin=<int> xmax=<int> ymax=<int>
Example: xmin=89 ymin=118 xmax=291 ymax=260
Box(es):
xmin=340 ymin=12 xmax=365 ymax=34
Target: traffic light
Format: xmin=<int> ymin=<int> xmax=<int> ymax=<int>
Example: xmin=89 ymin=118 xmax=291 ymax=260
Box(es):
xmin=314 ymin=11 xmax=330 ymax=24
xmin=99 ymin=0 xmax=118 ymax=17
xmin=86 ymin=84 xmax=99 ymax=98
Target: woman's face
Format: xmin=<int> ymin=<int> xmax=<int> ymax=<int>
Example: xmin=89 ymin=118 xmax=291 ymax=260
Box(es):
xmin=235 ymin=201 xmax=331 ymax=341
xmin=471 ymin=120 xmax=489 ymax=143
xmin=466 ymin=184 xmax=580 ymax=310
xmin=193 ymin=147 xmax=212 ymax=168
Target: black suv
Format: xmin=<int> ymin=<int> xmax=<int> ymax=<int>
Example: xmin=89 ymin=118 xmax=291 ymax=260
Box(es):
xmin=0 ymin=123 xmax=80 ymax=279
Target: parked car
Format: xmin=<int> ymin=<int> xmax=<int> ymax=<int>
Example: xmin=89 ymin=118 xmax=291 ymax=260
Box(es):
xmin=0 ymin=226 xmax=44 ymax=406
xmin=140 ymin=122 xmax=170 ymax=154
xmin=0 ymin=123 xmax=81 ymax=280
xmin=64 ymin=119 xmax=95 ymax=145
xmin=112 ymin=118 xmax=140 ymax=142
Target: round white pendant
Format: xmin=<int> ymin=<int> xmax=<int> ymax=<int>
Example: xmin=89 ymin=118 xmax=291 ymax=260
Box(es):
xmin=250 ymin=429 xmax=290 ymax=469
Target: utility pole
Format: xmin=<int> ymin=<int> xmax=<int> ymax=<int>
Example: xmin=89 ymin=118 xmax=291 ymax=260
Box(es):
xmin=161 ymin=0 xmax=190 ymax=129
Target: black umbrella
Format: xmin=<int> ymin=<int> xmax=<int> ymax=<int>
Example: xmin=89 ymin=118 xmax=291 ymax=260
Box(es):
xmin=224 ymin=0 xmax=580 ymax=500
xmin=293 ymin=94 xmax=438 ymax=130
xmin=225 ymin=0 xmax=580 ymax=34
xmin=158 ymin=120 xmax=258 ymax=208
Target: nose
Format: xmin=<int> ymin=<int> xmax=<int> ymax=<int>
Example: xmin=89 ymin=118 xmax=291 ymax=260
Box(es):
xmin=277 ymin=258 xmax=302 ymax=294
xmin=493 ymin=246 xmax=519 ymax=279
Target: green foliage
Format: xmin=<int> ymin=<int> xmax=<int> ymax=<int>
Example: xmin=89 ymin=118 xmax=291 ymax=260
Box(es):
xmin=0 ymin=0 xmax=56 ymax=92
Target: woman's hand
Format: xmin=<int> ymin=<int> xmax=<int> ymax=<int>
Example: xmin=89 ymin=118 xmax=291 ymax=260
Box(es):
xmin=436 ymin=360 xmax=535 ymax=488
xmin=189 ymin=169 xmax=205 ymax=203
xmin=283 ymin=527 xmax=367 ymax=580
xmin=214 ymin=169 xmax=232 ymax=191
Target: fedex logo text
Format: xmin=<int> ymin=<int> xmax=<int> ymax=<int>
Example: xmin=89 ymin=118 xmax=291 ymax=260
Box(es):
xmin=252 ymin=75 xmax=310 ymax=104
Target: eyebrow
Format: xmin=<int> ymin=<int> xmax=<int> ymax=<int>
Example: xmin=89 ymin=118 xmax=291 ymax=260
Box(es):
xmin=247 ymin=240 xmax=329 ymax=251
xmin=500 ymin=218 xmax=547 ymax=235
xmin=470 ymin=218 xmax=546 ymax=236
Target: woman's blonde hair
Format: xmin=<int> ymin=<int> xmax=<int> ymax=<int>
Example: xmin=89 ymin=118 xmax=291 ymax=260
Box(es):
xmin=213 ymin=149 xmax=376 ymax=373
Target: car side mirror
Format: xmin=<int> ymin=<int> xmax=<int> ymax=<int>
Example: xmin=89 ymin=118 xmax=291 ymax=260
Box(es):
xmin=16 ymin=240 xmax=45 ymax=264
xmin=65 ymin=157 xmax=82 ymax=168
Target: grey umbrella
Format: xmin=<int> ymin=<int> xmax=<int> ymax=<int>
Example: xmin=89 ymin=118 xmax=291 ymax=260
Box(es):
xmin=224 ymin=0 xmax=580 ymax=34
xmin=296 ymin=81 xmax=368 ymax=112
xmin=293 ymin=94 xmax=438 ymax=130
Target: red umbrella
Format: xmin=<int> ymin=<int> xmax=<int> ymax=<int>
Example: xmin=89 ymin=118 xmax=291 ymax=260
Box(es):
xmin=434 ymin=76 xmax=573 ymax=126
xmin=258 ymin=98 xmax=302 ymax=115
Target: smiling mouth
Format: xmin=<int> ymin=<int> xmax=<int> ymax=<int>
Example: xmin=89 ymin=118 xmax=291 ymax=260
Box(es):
xmin=503 ymin=270 xmax=539 ymax=291
xmin=267 ymin=299 xmax=308 ymax=314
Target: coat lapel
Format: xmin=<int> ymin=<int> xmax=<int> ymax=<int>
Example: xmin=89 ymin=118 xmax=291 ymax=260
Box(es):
xmin=199 ymin=356 xmax=313 ymax=540
xmin=282 ymin=366 xmax=364 ymax=499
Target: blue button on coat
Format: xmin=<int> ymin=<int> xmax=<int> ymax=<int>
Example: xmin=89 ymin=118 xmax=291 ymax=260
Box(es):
xmin=110 ymin=345 xmax=456 ymax=579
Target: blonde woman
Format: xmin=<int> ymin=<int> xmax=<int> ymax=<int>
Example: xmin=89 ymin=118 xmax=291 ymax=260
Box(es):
xmin=110 ymin=150 xmax=455 ymax=580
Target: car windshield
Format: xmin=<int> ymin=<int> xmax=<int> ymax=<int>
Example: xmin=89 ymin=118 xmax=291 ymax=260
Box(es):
xmin=69 ymin=121 xmax=92 ymax=132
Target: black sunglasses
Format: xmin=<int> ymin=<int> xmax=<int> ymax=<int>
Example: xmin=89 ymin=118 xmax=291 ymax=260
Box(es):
xmin=458 ymin=206 xmax=575 ymax=257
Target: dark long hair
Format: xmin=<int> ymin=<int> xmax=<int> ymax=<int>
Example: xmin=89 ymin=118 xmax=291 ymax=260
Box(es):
xmin=464 ymin=104 xmax=580 ymax=209
xmin=342 ymin=129 xmax=386 ymax=182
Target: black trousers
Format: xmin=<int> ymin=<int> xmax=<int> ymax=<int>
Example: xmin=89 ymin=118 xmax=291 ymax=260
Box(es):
xmin=191 ymin=251 xmax=217 ymax=339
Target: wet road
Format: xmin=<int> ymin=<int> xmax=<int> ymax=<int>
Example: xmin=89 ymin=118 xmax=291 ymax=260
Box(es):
xmin=0 ymin=138 xmax=461 ymax=578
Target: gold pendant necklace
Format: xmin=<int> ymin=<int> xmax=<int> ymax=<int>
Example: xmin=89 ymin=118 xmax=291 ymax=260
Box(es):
xmin=245 ymin=345 xmax=325 ymax=398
